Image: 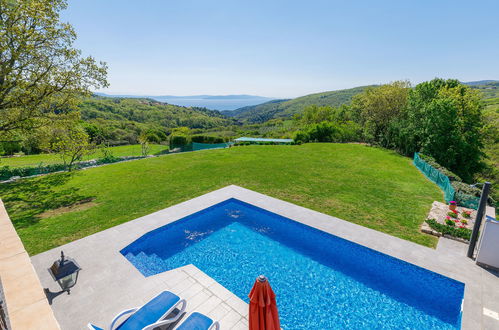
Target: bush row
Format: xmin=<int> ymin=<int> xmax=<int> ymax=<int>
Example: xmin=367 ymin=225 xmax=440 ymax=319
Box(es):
xmin=0 ymin=156 xmax=146 ymax=181
xmin=0 ymin=163 xmax=68 ymax=180
xmin=425 ymin=219 xmax=472 ymax=241
xmin=191 ymin=135 xmax=227 ymax=144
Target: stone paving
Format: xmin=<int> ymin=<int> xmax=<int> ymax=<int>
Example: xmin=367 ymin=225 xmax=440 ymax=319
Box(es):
xmin=421 ymin=201 xmax=477 ymax=243
xmin=30 ymin=185 xmax=499 ymax=330
xmin=427 ymin=201 xmax=477 ymax=229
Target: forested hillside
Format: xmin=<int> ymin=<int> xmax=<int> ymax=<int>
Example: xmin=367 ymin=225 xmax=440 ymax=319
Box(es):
xmin=79 ymin=96 xmax=236 ymax=145
xmin=223 ymin=86 xmax=369 ymax=123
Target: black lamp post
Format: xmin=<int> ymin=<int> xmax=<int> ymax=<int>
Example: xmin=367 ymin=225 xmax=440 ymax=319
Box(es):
xmin=48 ymin=251 xmax=81 ymax=294
xmin=467 ymin=182 xmax=491 ymax=258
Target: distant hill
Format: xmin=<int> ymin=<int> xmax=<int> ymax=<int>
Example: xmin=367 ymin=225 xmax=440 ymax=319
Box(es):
xmin=463 ymin=80 xmax=499 ymax=100
xmin=94 ymin=93 xmax=274 ymax=111
xmin=463 ymin=80 xmax=499 ymax=86
xmin=81 ymin=96 xmax=234 ymax=128
xmin=223 ymin=86 xmax=370 ymax=123
xmin=79 ymin=96 xmax=235 ymax=145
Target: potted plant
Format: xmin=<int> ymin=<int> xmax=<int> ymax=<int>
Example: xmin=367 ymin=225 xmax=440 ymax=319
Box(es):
xmin=449 ymin=201 xmax=457 ymax=211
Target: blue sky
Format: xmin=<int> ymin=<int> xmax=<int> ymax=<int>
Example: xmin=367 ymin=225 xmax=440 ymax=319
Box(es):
xmin=63 ymin=0 xmax=499 ymax=98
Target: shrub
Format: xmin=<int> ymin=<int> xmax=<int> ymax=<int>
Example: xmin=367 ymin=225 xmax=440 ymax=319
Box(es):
xmin=0 ymin=141 xmax=23 ymax=155
xmin=191 ymin=135 xmax=225 ymax=144
xmin=293 ymin=131 xmax=309 ymax=144
xmin=445 ymin=219 xmax=455 ymax=226
xmin=0 ymin=155 xmax=148 ymax=180
xmin=426 ymin=219 xmax=472 ymax=240
xmin=169 ymin=134 xmax=190 ymax=148
xmin=461 ymin=219 xmax=468 ymax=225
xmin=234 ymin=141 xmax=251 ymax=146
xmin=447 ymin=211 xmax=458 ymax=218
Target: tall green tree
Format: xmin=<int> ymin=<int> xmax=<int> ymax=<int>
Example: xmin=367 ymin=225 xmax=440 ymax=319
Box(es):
xmin=296 ymin=104 xmax=353 ymax=125
xmin=0 ymin=0 xmax=108 ymax=137
xmin=350 ymin=81 xmax=410 ymax=147
xmin=42 ymin=120 xmax=94 ymax=170
xmin=406 ymin=79 xmax=484 ymax=181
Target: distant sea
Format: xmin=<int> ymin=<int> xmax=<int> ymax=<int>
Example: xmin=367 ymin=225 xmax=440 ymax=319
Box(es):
xmin=150 ymin=97 xmax=272 ymax=111
xmin=95 ymin=93 xmax=273 ymax=111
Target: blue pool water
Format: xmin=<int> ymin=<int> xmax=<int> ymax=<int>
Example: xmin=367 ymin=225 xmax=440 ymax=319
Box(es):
xmin=121 ymin=199 xmax=464 ymax=329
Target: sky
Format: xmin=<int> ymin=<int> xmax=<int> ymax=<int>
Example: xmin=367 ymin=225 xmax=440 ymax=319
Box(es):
xmin=63 ymin=0 xmax=499 ymax=98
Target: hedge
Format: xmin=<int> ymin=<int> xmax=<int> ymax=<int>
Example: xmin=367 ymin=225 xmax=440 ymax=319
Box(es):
xmin=169 ymin=135 xmax=190 ymax=148
xmin=0 ymin=156 xmax=146 ymax=181
xmin=191 ymin=135 xmax=226 ymax=144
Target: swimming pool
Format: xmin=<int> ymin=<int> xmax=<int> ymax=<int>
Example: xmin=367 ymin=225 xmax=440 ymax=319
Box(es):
xmin=121 ymin=199 xmax=464 ymax=329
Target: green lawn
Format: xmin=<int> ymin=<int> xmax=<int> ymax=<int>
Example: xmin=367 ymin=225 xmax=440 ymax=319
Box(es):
xmin=0 ymin=143 xmax=443 ymax=255
xmin=0 ymin=144 xmax=169 ymax=168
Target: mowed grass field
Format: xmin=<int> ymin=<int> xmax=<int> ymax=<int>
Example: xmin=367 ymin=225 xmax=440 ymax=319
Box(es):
xmin=0 ymin=143 xmax=443 ymax=255
xmin=0 ymin=144 xmax=169 ymax=168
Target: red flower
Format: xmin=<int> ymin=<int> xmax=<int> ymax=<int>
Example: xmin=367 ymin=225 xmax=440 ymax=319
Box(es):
xmin=446 ymin=216 xmax=451 ymax=220
xmin=453 ymin=219 xmax=459 ymax=222
xmin=452 ymin=209 xmax=458 ymax=214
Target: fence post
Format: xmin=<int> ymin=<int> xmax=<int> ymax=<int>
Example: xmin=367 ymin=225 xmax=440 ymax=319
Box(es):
xmin=467 ymin=182 xmax=491 ymax=258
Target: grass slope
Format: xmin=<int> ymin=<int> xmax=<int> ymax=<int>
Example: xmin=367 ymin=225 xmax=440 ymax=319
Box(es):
xmin=225 ymin=86 xmax=369 ymax=123
xmin=1 ymin=144 xmax=442 ymax=255
xmin=0 ymin=144 xmax=169 ymax=168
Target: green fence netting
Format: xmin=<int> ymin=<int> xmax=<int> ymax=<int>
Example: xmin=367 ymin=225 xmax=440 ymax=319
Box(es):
xmin=192 ymin=142 xmax=231 ymax=151
xmin=413 ymin=153 xmax=481 ymax=209
xmin=172 ymin=142 xmax=231 ymax=153
xmin=413 ymin=153 xmax=455 ymax=203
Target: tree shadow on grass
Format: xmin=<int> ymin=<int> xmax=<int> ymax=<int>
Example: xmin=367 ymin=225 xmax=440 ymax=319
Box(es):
xmin=0 ymin=172 xmax=95 ymax=229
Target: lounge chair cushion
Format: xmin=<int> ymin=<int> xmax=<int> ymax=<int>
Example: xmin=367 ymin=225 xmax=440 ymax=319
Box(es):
xmin=116 ymin=291 xmax=180 ymax=330
xmin=176 ymin=312 xmax=213 ymax=330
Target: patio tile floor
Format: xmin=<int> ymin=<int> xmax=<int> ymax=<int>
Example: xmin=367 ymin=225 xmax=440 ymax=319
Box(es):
xmin=30 ymin=185 xmax=499 ymax=329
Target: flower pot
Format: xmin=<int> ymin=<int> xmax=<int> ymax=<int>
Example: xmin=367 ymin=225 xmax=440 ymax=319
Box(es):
xmin=449 ymin=204 xmax=457 ymax=211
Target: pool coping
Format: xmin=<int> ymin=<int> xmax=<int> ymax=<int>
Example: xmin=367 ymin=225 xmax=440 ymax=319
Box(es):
xmin=30 ymin=185 xmax=499 ymax=329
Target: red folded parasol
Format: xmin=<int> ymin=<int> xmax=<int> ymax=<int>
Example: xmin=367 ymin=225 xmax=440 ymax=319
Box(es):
xmin=248 ymin=275 xmax=281 ymax=330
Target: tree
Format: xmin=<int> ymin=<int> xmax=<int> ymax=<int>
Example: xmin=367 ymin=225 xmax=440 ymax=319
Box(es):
xmin=296 ymin=104 xmax=353 ymax=125
xmin=406 ymin=79 xmax=485 ymax=181
xmin=0 ymin=0 xmax=108 ymax=138
xmin=138 ymin=131 xmax=150 ymax=156
xmin=350 ymin=81 xmax=410 ymax=147
xmin=298 ymin=105 xmax=335 ymax=124
xmin=45 ymin=122 xmax=94 ymax=170
xmin=169 ymin=134 xmax=189 ymax=149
